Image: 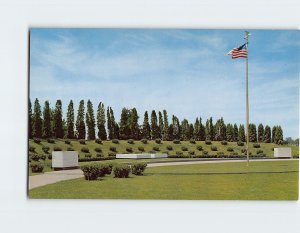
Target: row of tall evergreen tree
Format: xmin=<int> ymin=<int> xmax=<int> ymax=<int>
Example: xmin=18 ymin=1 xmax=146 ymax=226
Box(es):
xmin=28 ymin=98 xmax=284 ymax=144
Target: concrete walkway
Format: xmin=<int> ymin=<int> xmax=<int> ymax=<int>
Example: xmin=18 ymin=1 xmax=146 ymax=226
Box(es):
xmin=28 ymin=158 xmax=296 ymax=190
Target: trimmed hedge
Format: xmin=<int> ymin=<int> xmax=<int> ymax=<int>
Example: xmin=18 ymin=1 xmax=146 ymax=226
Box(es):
xmin=29 ymin=146 xmax=36 ymax=153
xmin=108 ymin=152 xmax=116 ymax=157
xmin=126 ymin=147 xmax=133 ymax=153
xmin=188 ymin=151 xmax=195 ymax=156
xmin=138 ymin=146 xmax=145 ymax=152
xmin=153 ymin=146 xmax=160 ymax=151
xmin=155 ymin=139 xmax=161 ymax=144
xmin=196 ymin=145 xmax=203 ymax=151
xmin=30 ymin=162 xmax=44 ymax=173
xmin=112 ymin=139 xmax=119 ymax=144
xmin=79 ymin=139 xmax=86 ymax=145
xmin=211 ymin=146 xmax=218 ymax=151
xmin=30 ymin=153 xmax=40 ymax=161
xmin=173 ymin=140 xmax=180 ymax=144
xmin=96 ymin=153 xmax=103 ymax=157
xmin=221 ymin=140 xmax=228 ymax=145
xmin=128 ymin=139 xmax=134 ymax=144
xmin=47 ymin=139 xmax=55 ymax=143
xmin=109 ymin=146 xmax=117 ymax=152
xmin=81 ymin=147 xmax=89 ymax=153
xmin=227 ymin=147 xmax=234 ymax=152
xmin=131 ymin=162 xmax=147 ymax=176
xmin=205 ymin=140 xmax=212 ymax=145
xmin=141 ymin=139 xmax=148 ymax=144
xmin=65 ymin=140 xmax=71 ymax=144
xmin=33 ymin=138 xmax=41 ymax=144
xmin=95 ymin=147 xmax=102 ymax=153
xmin=84 ymin=154 xmax=92 ymax=158
xmin=95 ymin=139 xmax=102 ymax=144
xmin=81 ymin=163 xmax=112 ymax=180
xmin=53 ymin=147 xmax=62 ymax=151
xmin=237 ymin=141 xmax=244 ymax=146
xmin=253 ymin=143 xmax=261 ymax=148
xmin=42 ymin=146 xmax=50 ymax=154
xmin=113 ymin=164 xmax=131 ymax=178
xmin=189 ymin=139 xmax=196 ymax=144
xmin=166 ymin=145 xmax=173 ymax=151
xmin=181 ymin=146 xmax=188 ymax=151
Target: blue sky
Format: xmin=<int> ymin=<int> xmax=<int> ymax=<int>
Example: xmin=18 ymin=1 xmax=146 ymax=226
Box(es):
xmin=30 ymin=29 xmax=299 ymax=138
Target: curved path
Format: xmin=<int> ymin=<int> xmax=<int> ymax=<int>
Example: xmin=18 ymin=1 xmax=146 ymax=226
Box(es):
xmin=28 ymin=158 xmax=297 ymax=190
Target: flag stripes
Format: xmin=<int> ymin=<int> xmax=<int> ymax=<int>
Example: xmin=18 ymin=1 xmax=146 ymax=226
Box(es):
xmin=232 ymin=48 xmax=247 ymax=59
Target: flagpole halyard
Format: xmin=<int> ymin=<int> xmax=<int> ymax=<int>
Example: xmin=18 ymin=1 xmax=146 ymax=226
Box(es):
xmin=245 ymin=31 xmax=250 ymax=166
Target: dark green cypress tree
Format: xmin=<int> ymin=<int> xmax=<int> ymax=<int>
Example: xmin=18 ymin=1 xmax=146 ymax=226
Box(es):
xmin=257 ymin=123 xmax=264 ymax=142
xmin=53 ymin=100 xmax=64 ymax=138
xmin=162 ymin=110 xmax=169 ymax=140
xmin=96 ymin=102 xmax=107 ymax=140
xmin=76 ymin=100 xmax=86 ymax=139
xmin=66 ymin=100 xmax=75 ymax=139
xmin=110 ymin=107 xmax=117 ymax=139
xmin=264 ymin=125 xmax=271 ymax=143
xmin=172 ymin=115 xmax=181 ymax=140
xmin=194 ymin=117 xmax=200 ymax=141
xmin=114 ymin=122 xmax=120 ymax=139
xmin=205 ymin=119 xmax=211 ymax=140
xmin=130 ymin=108 xmax=140 ymax=140
xmin=275 ymin=125 xmax=283 ymax=144
xmin=42 ymin=100 xmax=52 ymax=138
xmin=119 ymin=108 xmax=130 ymax=140
xmin=142 ymin=111 xmax=151 ymax=140
xmin=233 ymin=123 xmax=238 ymax=142
xmin=151 ymin=110 xmax=160 ymax=139
xmin=189 ymin=124 xmax=194 ymax=140
xmin=209 ymin=117 xmax=215 ymax=140
xmin=86 ymin=100 xmax=96 ymax=140
xmin=28 ymin=99 xmax=33 ymax=139
xmin=238 ymin=124 xmax=246 ymax=142
xmin=226 ymin=124 xmax=234 ymax=142
xmin=249 ymin=123 xmax=257 ymax=142
xmin=272 ymin=126 xmax=277 ymax=143
xmin=199 ymin=117 xmax=206 ymax=141
xmin=181 ymin=119 xmax=189 ymax=140
xmin=33 ymin=98 xmax=43 ymax=138
xmin=107 ymin=107 xmax=112 ymax=140
xmin=168 ymin=124 xmax=174 ymax=141
xmin=158 ymin=111 xmax=163 ymax=139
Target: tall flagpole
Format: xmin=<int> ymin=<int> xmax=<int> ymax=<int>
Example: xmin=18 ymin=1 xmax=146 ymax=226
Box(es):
xmin=245 ymin=31 xmax=250 ymax=166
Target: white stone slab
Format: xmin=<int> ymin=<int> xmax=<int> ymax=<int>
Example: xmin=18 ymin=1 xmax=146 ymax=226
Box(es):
xmin=52 ymin=151 xmax=79 ymax=168
xmin=116 ymin=153 xmax=168 ymax=159
xmin=274 ymin=148 xmax=292 ymax=158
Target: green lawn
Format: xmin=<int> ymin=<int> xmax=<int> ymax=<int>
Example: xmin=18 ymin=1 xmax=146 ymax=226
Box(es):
xmin=29 ymin=160 xmax=299 ymax=200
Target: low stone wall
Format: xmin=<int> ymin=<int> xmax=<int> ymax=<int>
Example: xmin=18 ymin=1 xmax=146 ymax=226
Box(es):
xmin=116 ymin=153 xmax=168 ymax=159
xmin=52 ymin=151 xmax=79 ymax=169
xmin=274 ymin=148 xmax=292 ymax=158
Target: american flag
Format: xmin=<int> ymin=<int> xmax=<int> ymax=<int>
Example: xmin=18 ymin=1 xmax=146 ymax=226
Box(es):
xmin=227 ymin=43 xmax=247 ymax=59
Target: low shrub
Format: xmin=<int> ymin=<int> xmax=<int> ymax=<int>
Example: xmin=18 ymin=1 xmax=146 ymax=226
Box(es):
xmin=113 ymin=164 xmax=131 ymax=178
xmin=126 ymin=147 xmax=133 ymax=153
xmin=40 ymin=154 xmax=46 ymax=160
xmin=253 ymin=143 xmax=260 ymax=148
xmin=112 ymin=139 xmax=119 ymax=144
xmin=65 ymin=140 xmax=71 ymax=144
xmin=47 ymin=138 xmax=55 ymax=143
xmin=211 ymin=146 xmax=218 ymax=151
xmin=67 ymin=147 xmax=74 ymax=151
xmin=85 ymin=154 xmax=92 ymax=158
xmin=155 ymin=138 xmax=161 ymax=144
xmin=138 ymin=146 xmax=145 ymax=152
xmin=53 ymin=147 xmax=62 ymax=151
xmin=173 ymin=139 xmax=180 ymax=144
xmin=272 ymin=147 xmax=274 ymax=151
xmin=153 ymin=146 xmax=160 ymax=151
xmin=96 ymin=153 xmax=103 ymax=157
xmin=189 ymin=139 xmax=196 ymax=144
xmin=241 ymin=148 xmax=246 ymax=154
xmin=202 ymin=150 xmax=208 ymax=155
xmin=128 ymin=139 xmax=134 ymax=144
xmin=81 ymin=163 xmax=101 ymax=180
xmin=42 ymin=146 xmax=50 ymax=154
xmin=47 ymin=154 xmax=52 ymax=160
xmin=110 ymin=146 xmax=117 ymax=152
xmin=227 ymin=147 xmax=234 ymax=152
xmin=217 ymin=152 xmax=224 ymax=157
xmin=221 ymin=140 xmax=228 ymax=145
xmin=95 ymin=147 xmax=102 ymax=153
xmin=181 ymin=146 xmax=188 ymax=151
xmin=188 ymin=151 xmax=195 ymax=156
xmin=33 ymin=138 xmax=41 ymax=144
xmin=205 ymin=140 xmax=212 ymax=145
xmin=131 ymin=162 xmax=147 ymax=176
xmin=79 ymin=139 xmax=86 ymax=145
xmin=31 ymin=153 xmax=40 ymax=161
xmin=30 ymin=162 xmax=44 ymax=173
xmin=141 ymin=139 xmax=148 ymax=144
xmin=256 ymin=149 xmax=264 ymax=155
xmin=81 ymin=147 xmax=89 ymax=153
xmin=196 ymin=145 xmax=203 ymax=151
xmin=237 ymin=141 xmax=244 ymax=146
xmin=176 ymin=151 xmax=183 ymax=156
xmin=29 ymin=146 xmax=36 ymax=153
xmin=95 ymin=139 xmax=102 ymax=144
xmin=166 ymin=145 xmax=173 ymax=151
xmin=233 ymin=152 xmax=238 ymax=156
xmin=108 ymin=152 xmax=116 ymax=157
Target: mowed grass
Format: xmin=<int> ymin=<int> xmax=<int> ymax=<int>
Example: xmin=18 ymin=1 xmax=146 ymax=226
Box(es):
xmin=29 ymin=160 xmax=299 ymax=200
xmin=29 ymin=139 xmax=299 ymax=158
